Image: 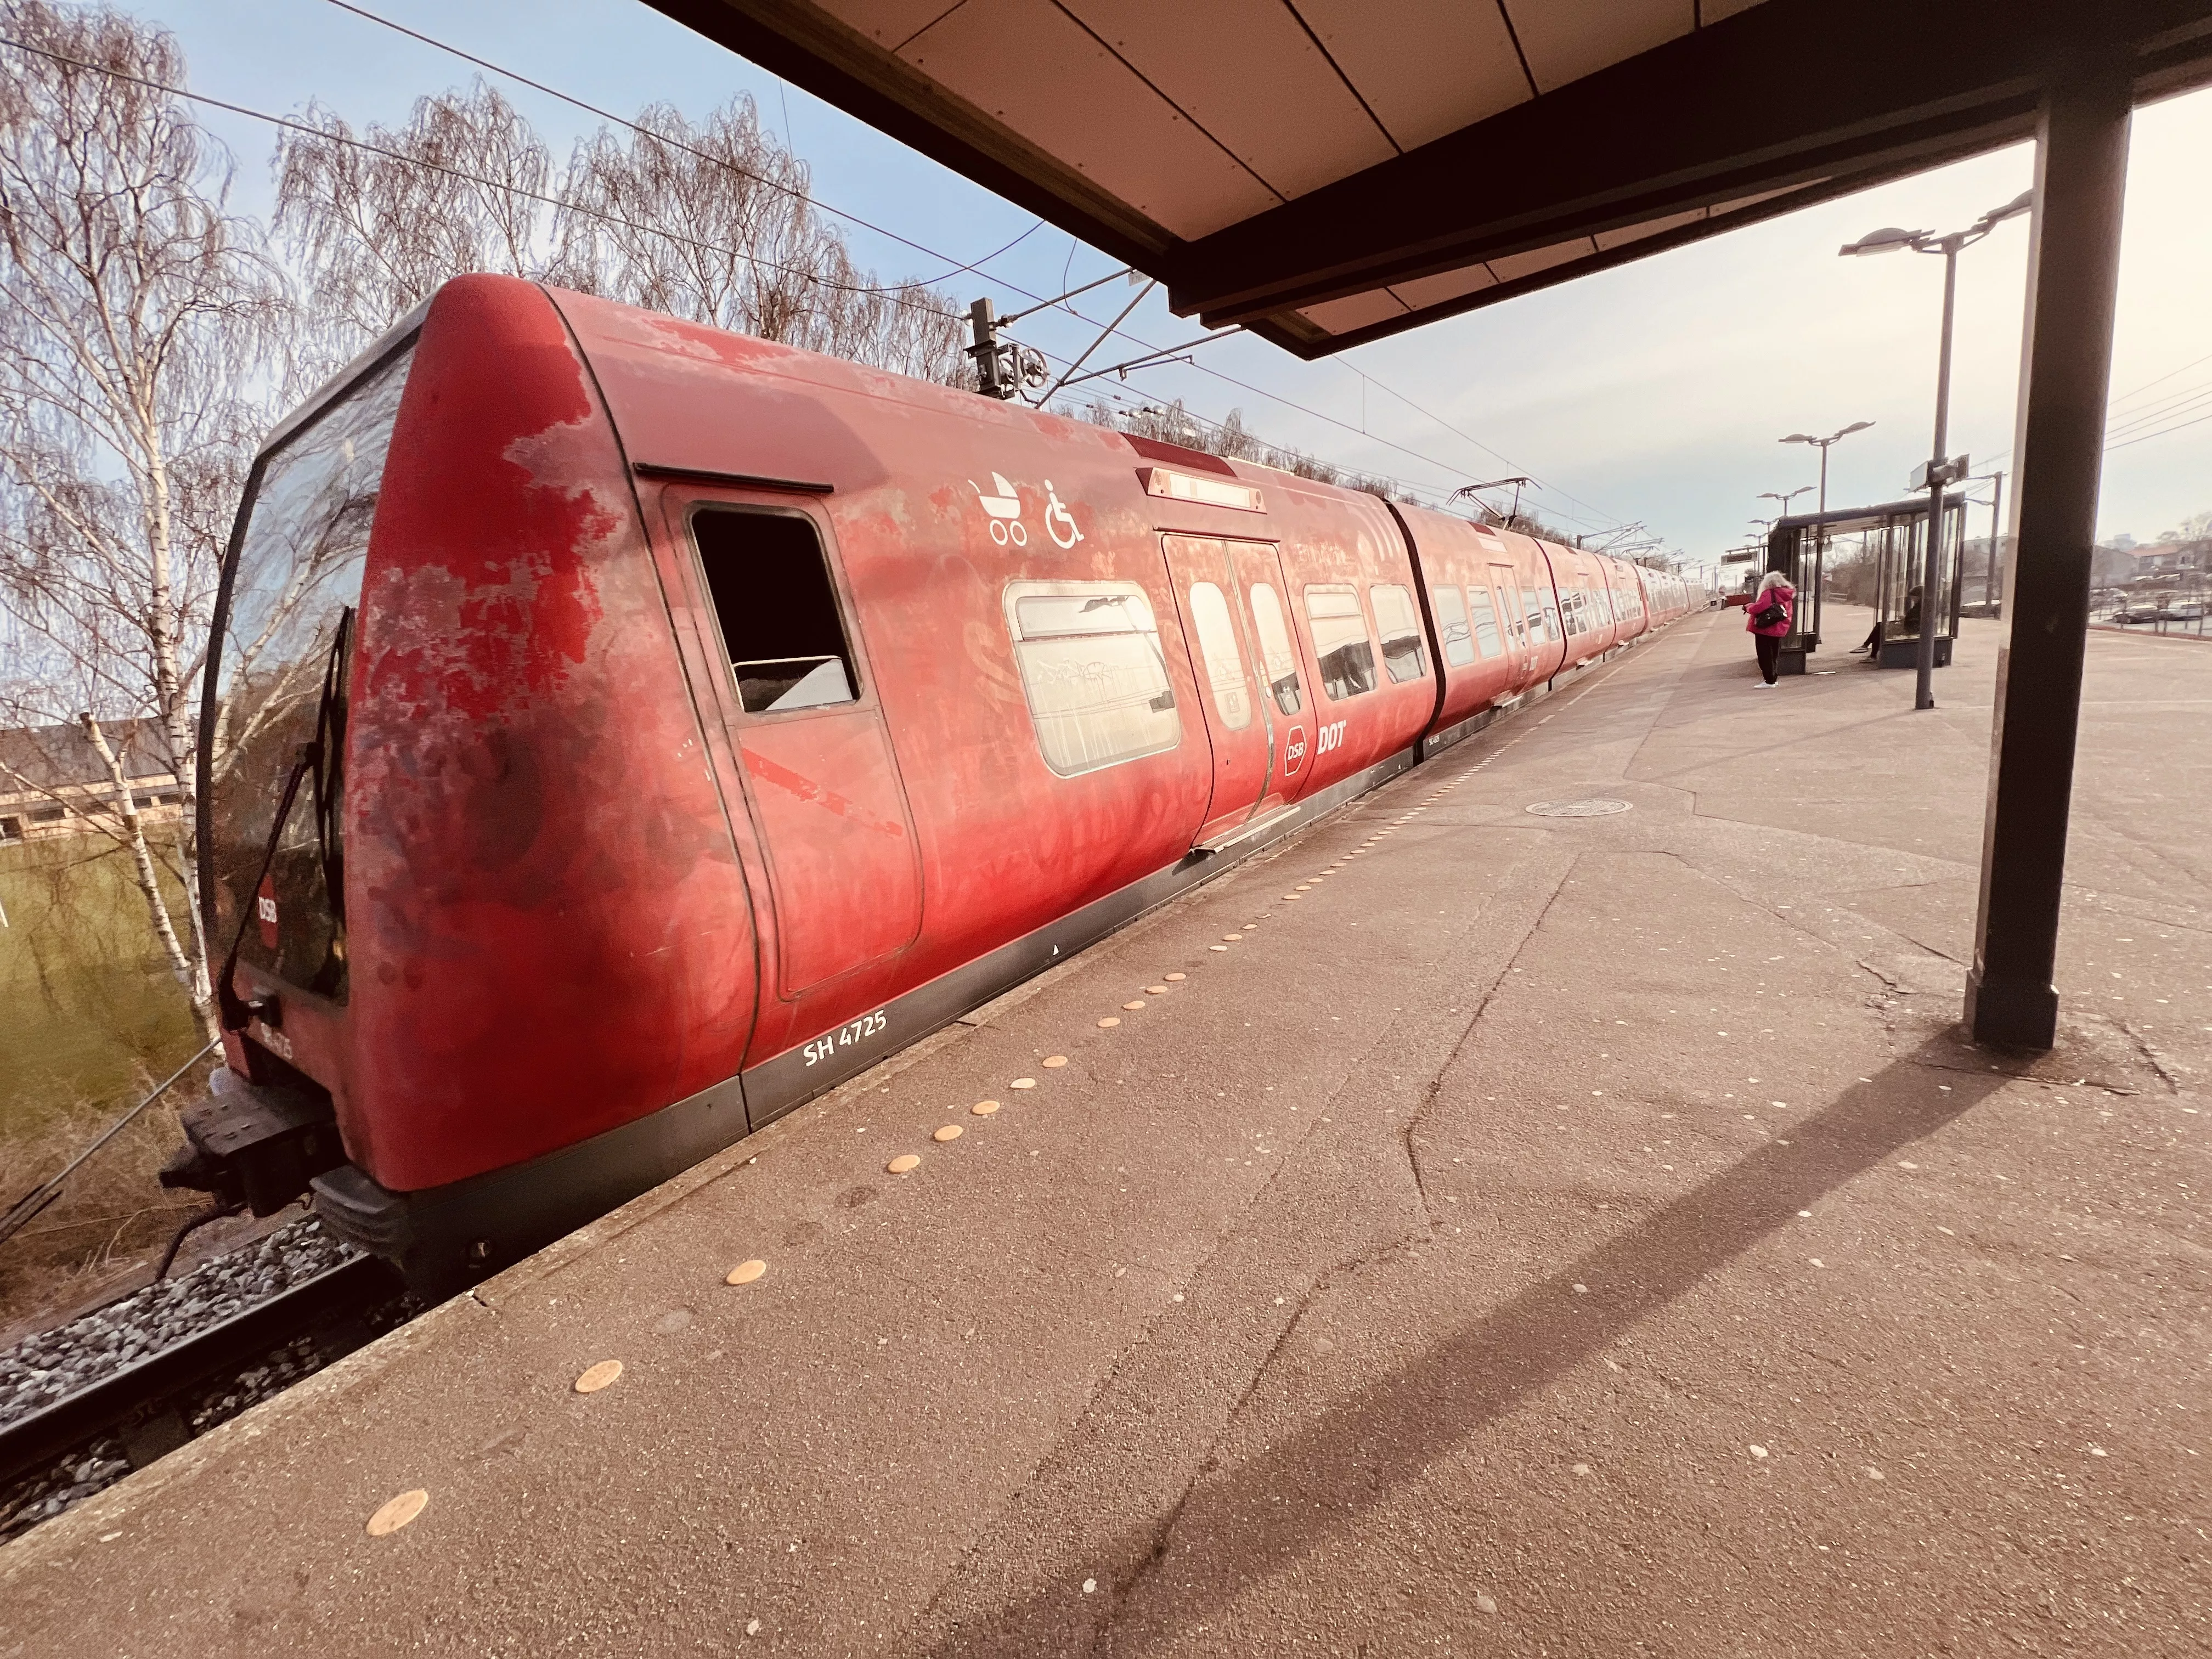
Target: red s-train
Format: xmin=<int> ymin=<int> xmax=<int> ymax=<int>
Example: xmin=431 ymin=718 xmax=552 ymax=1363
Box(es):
xmin=169 ymin=275 xmax=1694 ymax=1290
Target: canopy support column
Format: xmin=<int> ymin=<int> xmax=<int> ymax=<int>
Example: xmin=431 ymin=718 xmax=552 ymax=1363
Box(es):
xmin=1965 ymin=64 xmax=2133 ymax=1050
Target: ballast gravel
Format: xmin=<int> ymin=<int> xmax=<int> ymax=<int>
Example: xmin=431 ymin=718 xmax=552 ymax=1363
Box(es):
xmin=0 ymin=1216 xmax=358 ymax=1432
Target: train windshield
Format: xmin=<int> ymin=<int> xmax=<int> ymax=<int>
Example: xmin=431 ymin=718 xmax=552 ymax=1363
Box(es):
xmin=203 ymin=345 xmax=414 ymax=1001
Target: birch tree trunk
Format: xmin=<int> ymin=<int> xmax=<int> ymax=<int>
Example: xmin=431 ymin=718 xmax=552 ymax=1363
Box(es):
xmin=0 ymin=1 xmax=283 ymax=1039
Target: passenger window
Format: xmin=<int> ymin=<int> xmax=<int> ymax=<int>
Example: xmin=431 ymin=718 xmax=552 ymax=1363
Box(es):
xmin=1003 ymin=582 xmax=1181 ymax=776
xmin=1370 ymin=583 xmax=1427 ymax=682
xmin=692 ymin=507 xmax=859 ymax=714
xmin=1431 ymin=585 xmax=1475 ymax=668
xmin=1188 ymin=581 xmax=1252 ymax=730
xmin=1303 ymin=586 xmax=1376 ymax=700
xmin=1248 ymin=583 xmax=1304 ymax=714
xmin=1467 ymin=585 xmax=1503 ymax=658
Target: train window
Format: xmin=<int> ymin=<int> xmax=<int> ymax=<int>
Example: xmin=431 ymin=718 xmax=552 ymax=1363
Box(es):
xmin=1248 ymin=583 xmax=1304 ymax=715
xmin=1187 ymin=582 xmax=1253 ymax=731
xmin=1304 ymin=586 xmax=1376 ymax=701
xmin=1467 ymin=586 xmax=1504 ymax=658
xmin=1431 ymin=585 xmax=1476 ymax=668
xmin=692 ymin=508 xmax=859 ymax=714
xmin=1002 ymin=580 xmax=1181 ymax=776
xmin=1370 ymin=584 xmax=1427 ymax=682
xmin=1522 ymin=587 xmax=1549 ymax=641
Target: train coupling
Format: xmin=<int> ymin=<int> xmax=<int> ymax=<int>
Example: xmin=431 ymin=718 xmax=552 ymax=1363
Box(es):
xmin=159 ymin=1069 xmax=346 ymax=1218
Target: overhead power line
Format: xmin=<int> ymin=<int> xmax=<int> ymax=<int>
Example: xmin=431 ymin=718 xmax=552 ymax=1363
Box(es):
xmin=12 ymin=13 xmax=1630 ymax=517
xmin=317 ymin=0 xmax=1045 ymax=292
xmin=0 ymin=32 xmax=964 ymax=312
xmin=320 ymin=0 xmax=1627 ymax=522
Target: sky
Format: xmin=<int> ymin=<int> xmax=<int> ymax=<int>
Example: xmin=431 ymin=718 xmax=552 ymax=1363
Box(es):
xmin=128 ymin=0 xmax=2212 ymax=574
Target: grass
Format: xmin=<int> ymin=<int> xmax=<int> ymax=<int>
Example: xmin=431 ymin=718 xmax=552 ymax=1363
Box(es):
xmin=0 ymin=833 xmax=213 ymax=1325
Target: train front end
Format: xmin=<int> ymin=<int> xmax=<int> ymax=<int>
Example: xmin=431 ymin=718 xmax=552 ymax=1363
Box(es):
xmin=166 ymin=275 xmax=759 ymax=1291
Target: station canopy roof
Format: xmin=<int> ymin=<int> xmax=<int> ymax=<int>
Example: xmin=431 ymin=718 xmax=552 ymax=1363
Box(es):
xmin=652 ymin=1 xmax=2212 ymax=357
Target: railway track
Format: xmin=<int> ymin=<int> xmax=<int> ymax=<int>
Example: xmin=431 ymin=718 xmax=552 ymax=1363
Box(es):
xmin=0 ymin=1243 xmax=405 ymax=1539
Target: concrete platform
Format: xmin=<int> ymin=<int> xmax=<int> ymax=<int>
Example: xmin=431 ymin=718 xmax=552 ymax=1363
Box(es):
xmin=4 ymin=608 xmax=2207 ymax=1657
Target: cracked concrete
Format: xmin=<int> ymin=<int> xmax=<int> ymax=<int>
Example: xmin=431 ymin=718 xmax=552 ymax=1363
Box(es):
xmin=3 ymin=606 xmax=2207 ymax=1658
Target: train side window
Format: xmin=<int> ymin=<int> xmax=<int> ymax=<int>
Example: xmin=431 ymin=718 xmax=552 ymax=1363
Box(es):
xmin=691 ymin=507 xmax=859 ymax=714
xmin=1303 ymin=586 xmax=1376 ymax=701
xmin=1248 ymin=583 xmax=1304 ymax=715
xmin=1522 ymin=587 xmax=1549 ymax=641
xmin=1002 ymin=581 xmax=1181 ymax=776
xmin=1431 ymin=585 xmax=1475 ymax=668
xmin=1466 ymin=585 xmax=1503 ymax=658
xmin=1369 ymin=583 xmax=1427 ymax=682
xmin=1188 ymin=581 xmax=1253 ymax=730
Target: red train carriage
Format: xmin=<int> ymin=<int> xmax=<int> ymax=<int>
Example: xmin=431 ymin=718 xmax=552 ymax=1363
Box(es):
xmin=172 ymin=275 xmax=1683 ymax=1290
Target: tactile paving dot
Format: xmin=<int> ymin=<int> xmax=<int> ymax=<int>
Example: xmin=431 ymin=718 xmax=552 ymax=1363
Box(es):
xmin=1012 ymin=1076 xmax=1038 ymax=1088
xmin=1098 ymin=1016 xmax=1122 ymax=1027
xmin=887 ymin=1154 xmax=921 ymax=1173
xmin=971 ymin=1101 xmax=1001 ymax=1115
xmin=574 ymin=1359 xmax=624 ymax=1394
xmin=1122 ymin=1000 xmax=1146 ymax=1010
xmin=366 ymin=1489 xmax=428 ymax=1537
xmin=1042 ymin=1055 xmax=1069 ymax=1067
xmin=1164 ymin=973 xmax=1187 ymax=981
xmin=725 ymin=1259 xmax=768 ymax=1285
xmin=1221 ymin=934 xmax=1242 ymax=941
xmin=1147 ymin=985 xmax=1170 ymax=995
xmin=934 ymin=1125 xmax=963 ymax=1142
xmin=1209 ymin=945 xmax=1229 ymax=952
xmin=1284 ymin=895 xmax=1304 ymax=902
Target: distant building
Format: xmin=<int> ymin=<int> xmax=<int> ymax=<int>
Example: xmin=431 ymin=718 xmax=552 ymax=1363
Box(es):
xmin=0 ymin=721 xmax=185 ymax=845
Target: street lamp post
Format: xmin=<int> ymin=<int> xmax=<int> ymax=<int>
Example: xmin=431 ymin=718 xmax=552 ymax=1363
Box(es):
xmin=1780 ymin=421 xmax=1875 ymax=552
xmin=1842 ymin=189 xmax=2034 ymax=710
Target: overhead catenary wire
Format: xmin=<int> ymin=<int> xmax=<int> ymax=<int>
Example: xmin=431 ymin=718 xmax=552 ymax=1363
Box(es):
xmin=12 ymin=15 xmax=1624 ymax=524
xmin=315 ymin=0 xmax=1047 ymax=292
xmin=308 ymin=0 xmax=1623 ymax=519
xmin=0 ymin=32 xmax=970 ymax=313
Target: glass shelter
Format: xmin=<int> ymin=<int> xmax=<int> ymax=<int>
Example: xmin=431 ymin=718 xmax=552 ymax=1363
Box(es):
xmin=1764 ymin=496 xmax=1969 ymax=675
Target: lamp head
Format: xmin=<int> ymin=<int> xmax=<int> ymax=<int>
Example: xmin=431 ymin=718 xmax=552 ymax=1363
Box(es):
xmin=1838 ymin=420 xmax=1874 ymax=437
xmin=1840 ymin=227 xmax=1926 ymax=256
xmin=1780 ymin=433 xmax=1814 ymax=444
xmin=1979 ymin=189 xmax=2035 ymax=229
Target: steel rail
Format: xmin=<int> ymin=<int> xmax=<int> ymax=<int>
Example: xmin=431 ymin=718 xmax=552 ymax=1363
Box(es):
xmin=0 ymin=1253 xmax=397 ymax=1488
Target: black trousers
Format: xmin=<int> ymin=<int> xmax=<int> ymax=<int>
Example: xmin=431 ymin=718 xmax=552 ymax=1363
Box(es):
xmin=1755 ymin=634 xmax=1782 ymax=684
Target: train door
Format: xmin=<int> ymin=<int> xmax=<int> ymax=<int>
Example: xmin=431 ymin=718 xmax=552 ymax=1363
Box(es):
xmin=1489 ymin=566 xmax=1532 ymax=689
xmin=1226 ymin=541 xmax=1312 ymax=805
xmin=1161 ymin=535 xmax=1285 ymax=843
xmin=667 ymin=495 xmax=923 ymax=998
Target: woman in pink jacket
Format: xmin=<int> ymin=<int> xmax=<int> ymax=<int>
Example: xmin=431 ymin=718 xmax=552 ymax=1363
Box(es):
xmin=1745 ymin=570 xmax=1795 ymax=687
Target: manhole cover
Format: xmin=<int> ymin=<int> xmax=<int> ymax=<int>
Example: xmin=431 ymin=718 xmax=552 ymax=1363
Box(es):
xmin=1525 ymin=797 xmax=1633 ymax=818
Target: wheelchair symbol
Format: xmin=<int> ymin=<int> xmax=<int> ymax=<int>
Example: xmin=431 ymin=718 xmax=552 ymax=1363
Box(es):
xmin=1043 ymin=479 xmax=1082 ymax=550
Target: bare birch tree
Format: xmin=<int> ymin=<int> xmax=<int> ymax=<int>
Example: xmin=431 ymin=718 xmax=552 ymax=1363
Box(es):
xmin=557 ymin=96 xmax=965 ymax=383
xmin=0 ymin=1 xmax=286 ymax=1037
xmin=271 ymin=78 xmax=565 ymax=382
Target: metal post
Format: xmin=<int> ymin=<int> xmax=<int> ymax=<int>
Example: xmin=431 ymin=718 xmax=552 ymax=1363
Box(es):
xmin=1917 ymin=240 xmax=1961 ymax=710
xmin=1965 ymin=64 xmax=2134 ymax=1052
xmin=1987 ymin=470 xmax=2004 ymax=606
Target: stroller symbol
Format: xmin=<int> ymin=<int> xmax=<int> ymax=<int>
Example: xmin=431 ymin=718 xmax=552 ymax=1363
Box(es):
xmin=970 ymin=473 xmax=1028 ymax=546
